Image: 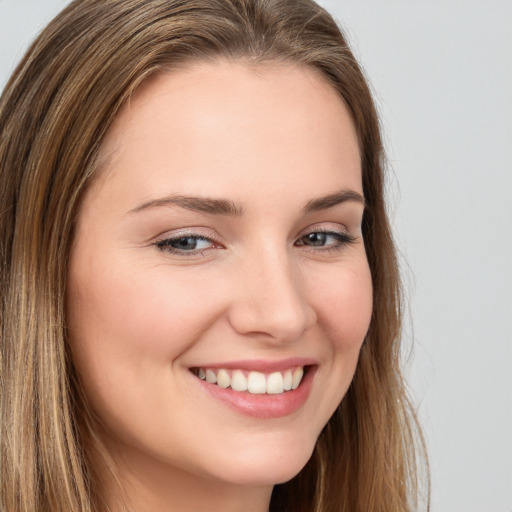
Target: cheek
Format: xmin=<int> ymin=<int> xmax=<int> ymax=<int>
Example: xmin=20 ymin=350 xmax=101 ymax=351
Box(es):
xmin=312 ymin=260 xmax=373 ymax=351
xmin=296 ymin=258 xmax=372 ymax=439
xmin=68 ymin=261 xmax=213 ymax=353
xmin=66 ymin=262 xmax=207 ymax=406
xmin=66 ymin=261 xmax=226 ymax=450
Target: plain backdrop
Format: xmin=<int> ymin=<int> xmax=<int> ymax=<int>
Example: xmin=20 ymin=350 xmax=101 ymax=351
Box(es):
xmin=1 ymin=1 xmax=511 ymax=511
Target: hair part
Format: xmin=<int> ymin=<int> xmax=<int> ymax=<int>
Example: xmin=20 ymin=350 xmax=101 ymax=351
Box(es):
xmin=0 ymin=1 xmax=428 ymax=510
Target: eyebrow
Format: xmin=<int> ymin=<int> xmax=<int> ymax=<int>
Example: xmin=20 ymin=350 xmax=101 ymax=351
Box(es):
xmin=303 ymin=190 xmax=365 ymax=212
xmin=127 ymin=195 xmax=244 ymax=216
xmin=127 ymin=189 xmax=365 ymax=216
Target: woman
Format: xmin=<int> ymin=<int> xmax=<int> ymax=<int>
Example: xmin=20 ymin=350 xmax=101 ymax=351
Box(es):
xmin=0 ymin=0 xmax=428 ymax=511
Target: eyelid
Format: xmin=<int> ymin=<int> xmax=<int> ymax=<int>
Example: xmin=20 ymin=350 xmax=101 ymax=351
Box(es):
xmin=153 ymin=227 xmax=220 ymax=244
xmin=298 ymin=222 xmax=352 ymax=238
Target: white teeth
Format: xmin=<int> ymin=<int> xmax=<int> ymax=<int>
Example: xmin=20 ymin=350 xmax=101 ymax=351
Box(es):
xmin=291 ymin=367 xmax=304 ymax=390
xmin=195 ymin=366 xmax=306 ymax=394
xmin=231 ymin=370 xmax=248 ymax=391
xmin=247 ymin=371 xmax=267 ymax=394
xmin=283 ymin=370 xmax=292 ymax=391
xmin=216 ymin=369 xmax=231 ymax=388
xmin=266 ymin=371 xmax=284 ymax=394
xmin=205 ymin=369 xmax=217 ymax=384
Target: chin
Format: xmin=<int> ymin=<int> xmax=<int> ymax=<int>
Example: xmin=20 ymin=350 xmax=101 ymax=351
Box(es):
xmin=204 ymin=434 xmax=317 ymax=486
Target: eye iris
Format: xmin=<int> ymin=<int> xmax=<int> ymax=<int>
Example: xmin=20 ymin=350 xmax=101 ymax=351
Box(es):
xmin=306 ymin=233 xmax=327 ymax=246
xmin=174 ymin=237 xmax=199 ymax=250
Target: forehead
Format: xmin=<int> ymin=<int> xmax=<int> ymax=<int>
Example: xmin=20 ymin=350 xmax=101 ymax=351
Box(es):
xmin=92 ymin=60 xmax=361 ymax=209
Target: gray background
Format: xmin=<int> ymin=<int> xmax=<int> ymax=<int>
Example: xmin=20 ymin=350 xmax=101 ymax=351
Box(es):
xmin=1 ymin=1 xmax=511 ymax=510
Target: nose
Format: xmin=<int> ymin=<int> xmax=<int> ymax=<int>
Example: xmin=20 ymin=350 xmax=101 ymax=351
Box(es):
xmin=227 ymin=249 xmax=317 ymax=343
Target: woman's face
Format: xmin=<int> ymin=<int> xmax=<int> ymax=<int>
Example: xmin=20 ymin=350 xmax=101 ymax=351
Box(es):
xmin=67 ymin=61 xmax=372 ymax=494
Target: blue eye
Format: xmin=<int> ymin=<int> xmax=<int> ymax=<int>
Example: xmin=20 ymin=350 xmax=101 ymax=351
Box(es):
xmin=156 ymin=235 xmax=214 ymax=254
xmin=295 ymin=231 xmax=355 ymax=249
xmin=155 ymin=229 xmax=355 ymax=257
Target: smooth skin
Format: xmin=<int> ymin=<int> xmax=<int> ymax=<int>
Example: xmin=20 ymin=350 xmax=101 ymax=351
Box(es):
xmin=67 ymin=61 xmax=373 ymax=512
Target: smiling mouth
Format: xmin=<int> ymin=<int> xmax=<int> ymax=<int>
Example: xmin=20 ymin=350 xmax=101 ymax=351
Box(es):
xmin=190 ymin=366 xmax=309 ymax=395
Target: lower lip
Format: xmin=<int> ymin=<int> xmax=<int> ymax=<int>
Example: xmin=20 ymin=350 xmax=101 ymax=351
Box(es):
xmin=193 ymin=367 xmax=316 ymax=419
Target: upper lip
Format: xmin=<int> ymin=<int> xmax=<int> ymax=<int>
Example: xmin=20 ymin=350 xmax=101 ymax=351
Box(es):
xmin=189 ymin=357 xmax=317 ymax=373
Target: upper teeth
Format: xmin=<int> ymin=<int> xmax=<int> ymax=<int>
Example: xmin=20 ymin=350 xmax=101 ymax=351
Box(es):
xmin=195 ymin=367 xmax=304 ymax=394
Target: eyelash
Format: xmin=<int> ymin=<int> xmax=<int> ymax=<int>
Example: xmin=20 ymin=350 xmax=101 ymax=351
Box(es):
xmin=155 ymin=234 xmax=217 ymax=257
xmin=295 ymin=230 xmax=356 ymax=253
xmin=154 ymin=229 xmax=356 ymax=257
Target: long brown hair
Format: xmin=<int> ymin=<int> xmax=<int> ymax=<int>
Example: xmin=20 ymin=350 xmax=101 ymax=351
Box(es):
xmin=0 ymin=1 xmax=428 ymax=510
